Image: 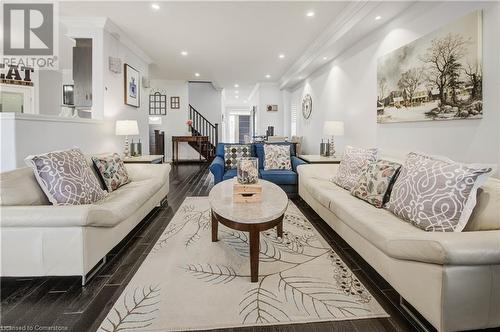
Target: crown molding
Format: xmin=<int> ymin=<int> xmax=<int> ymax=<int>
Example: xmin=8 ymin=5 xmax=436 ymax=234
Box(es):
xmin=103 ymin=19 xmax=153 ymax=65
xmin=279 ymin=1 xmax=378 ymax=90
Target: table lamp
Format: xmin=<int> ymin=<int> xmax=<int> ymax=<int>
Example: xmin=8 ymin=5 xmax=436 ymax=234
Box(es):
xmin=116 ymin=120 xmax=139 ymax=157
xmin=323 ymin=121 xmax=344 ymax=157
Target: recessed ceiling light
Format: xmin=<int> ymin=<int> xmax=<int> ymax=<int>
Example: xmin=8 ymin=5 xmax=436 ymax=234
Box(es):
xmin=306 ymin=11 xmax=315 ymax=17
xmin=375 ymin=15 xmax=382 ymax=21
xmin=194 ymin=73 xmax=200 ymax=77
xmin=235 ymin=96 xmax=239 ymax=99
xmin=244 ymin=100 xmax=247 ymax=103
xmin=181 ymin=51 xmax=188 ymax=56
xmin=151 ymin=3 xmax=160 ymax=10
xmin=323 ymin=56 xmax=328 ymax=60
xmin=265 ymin=74 xmax=271 ymax=79
xmin=279 ymin=54 xmax=285 ymax=59
xmin=234 ymin=84 xmax=239 ymax=88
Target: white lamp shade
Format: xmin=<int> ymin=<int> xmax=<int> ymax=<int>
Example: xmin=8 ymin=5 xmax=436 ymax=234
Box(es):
xmin=115 ymin=120 xmax=139 ymax=136
xmin=323 ymin=121 xmax=344 ymax=136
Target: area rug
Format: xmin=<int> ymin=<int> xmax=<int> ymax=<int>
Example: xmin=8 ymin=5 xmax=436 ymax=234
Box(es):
xmin=98 ymin=197 xmax=388 ymax=331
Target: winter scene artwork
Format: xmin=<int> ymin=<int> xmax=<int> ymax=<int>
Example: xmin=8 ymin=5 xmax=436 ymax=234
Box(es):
xmin=377 ymin=11 xmax=482 ymax=123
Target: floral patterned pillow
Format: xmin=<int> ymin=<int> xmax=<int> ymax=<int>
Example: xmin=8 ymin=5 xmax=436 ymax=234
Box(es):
xmin=333 ymin=146 xmax=378 ymax=191
xmin=351 ymin=160 xmax=401 ymax=208
xmin=92 ymin=153 xmax=131 ymax=192
xmin=264 ymin=144 xmax=292 ymax=170
xmin=25 ymin=148 xmax=108 ymax=205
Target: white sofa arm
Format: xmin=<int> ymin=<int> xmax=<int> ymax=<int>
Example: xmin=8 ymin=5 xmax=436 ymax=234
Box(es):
xmin=1 ymin=205 xmax=95 ymax=227
xmin=297 ymin=164 xmax=339 ymax=181
xmin=385 ymin=230 xmax=500 ymax=265
xmin=125 ymin=163 xmax=171 ymax=182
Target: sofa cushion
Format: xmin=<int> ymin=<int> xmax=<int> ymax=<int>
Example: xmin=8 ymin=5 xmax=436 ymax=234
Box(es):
xmin=0 ymin=167 xmax=50 ymax=206
xmin=223 ymin=168 xmax=237 ymax=180
xmin=333 ymin=146 xmax=378 ymax=191
xmin=92 ymin=153 xmax=131 ymax=192
xmin=223 ymin=144 xmax=251 ymax=169
xmin=25 ymin=148 xmax=108 ymax=205
xmin=88 ymin=178 xmax=162 ymax=226
xmin=260 ymin=169 xmax=297 ymax=185
xmin=302 ymin=177 xmax=500 ymax=265
xmin=385 ymin=152 xmax=492 ymax=232
xmin=351 ymin=159 xmax=401 ymax=208
xmin=263 ymin=144 xmax=291 ymax=170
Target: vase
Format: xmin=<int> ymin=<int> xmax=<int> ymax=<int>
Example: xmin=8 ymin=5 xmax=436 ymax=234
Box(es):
xmin=237 ymin=157 xmax=258 ymax=184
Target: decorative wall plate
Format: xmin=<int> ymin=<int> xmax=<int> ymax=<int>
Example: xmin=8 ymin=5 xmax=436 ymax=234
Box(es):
xmin=302 ymin=94 xmax=312 ymax=119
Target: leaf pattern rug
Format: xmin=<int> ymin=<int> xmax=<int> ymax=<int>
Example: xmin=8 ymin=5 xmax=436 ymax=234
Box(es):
xmin=98 ymin=197 xmax=388 ymax=331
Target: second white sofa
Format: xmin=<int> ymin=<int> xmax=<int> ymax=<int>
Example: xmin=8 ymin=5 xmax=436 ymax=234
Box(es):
xmin=0 ymin=163 xmax=171 ymax=284
xmin=298 ymin=163 xmax=500 ymax=332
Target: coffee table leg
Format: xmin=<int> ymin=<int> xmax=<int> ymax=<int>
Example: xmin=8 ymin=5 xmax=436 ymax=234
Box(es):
xmin=277 ymin=221 xmax=283 ymax=238
xmin=211 ymin=210 xmax=218 ymax=242
xmin=249 ymin=230 xmax=259 ymax=282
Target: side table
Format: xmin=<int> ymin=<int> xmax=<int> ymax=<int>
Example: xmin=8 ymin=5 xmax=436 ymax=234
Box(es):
xmin=123 ymin=155 xmax=164 ymax=164
xmin=298 ymin=155 xmax=341 ymax=164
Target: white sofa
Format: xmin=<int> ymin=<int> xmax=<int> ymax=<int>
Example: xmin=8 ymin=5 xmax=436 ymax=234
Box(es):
xmin=0 ymin=163 xmax=171 ymax=284
xmin=297 ymin=163 xmax=500 ymax=332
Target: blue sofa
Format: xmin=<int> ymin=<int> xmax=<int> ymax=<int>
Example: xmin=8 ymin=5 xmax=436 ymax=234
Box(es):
xmin=209 ymin=142 xmax=306 ymax=194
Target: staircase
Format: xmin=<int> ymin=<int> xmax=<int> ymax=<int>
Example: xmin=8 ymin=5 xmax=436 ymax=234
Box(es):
xmin=188 ymin=105 xmax=219 ymax=161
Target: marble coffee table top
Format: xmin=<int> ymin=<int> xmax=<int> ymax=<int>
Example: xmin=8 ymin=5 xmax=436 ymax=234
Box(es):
xmin=208 ymin=179 xmax=288 ymax=224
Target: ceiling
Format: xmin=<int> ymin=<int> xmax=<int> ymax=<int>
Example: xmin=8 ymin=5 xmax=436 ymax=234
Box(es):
xmin=60 ymin=1 xmax=350 ymax=103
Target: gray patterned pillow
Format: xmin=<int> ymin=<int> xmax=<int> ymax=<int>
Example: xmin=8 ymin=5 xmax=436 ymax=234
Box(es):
xmin=25 ymin=148 xmax=108 ymax=205
xmin=385 ymin=152 xmax=492 ymax=232
xmin=224 ymin=144 xmax=251 ymax=169
xmin=333 ymin=146 xmax=378 ymax=191
xmin=264 ymin=144 xmax=291 ymax=170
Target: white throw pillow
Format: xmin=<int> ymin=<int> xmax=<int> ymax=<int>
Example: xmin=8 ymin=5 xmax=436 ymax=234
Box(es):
xmin=263 ymin=144 xmax=292 ymax=170
xmin=333 ymin=146 xmax=378 ymax=191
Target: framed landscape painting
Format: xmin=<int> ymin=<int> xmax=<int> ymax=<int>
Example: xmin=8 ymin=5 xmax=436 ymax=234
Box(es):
xmin=124 ymin=64 xmax=140 ymax=107
xmin=377 ymin=11 xmax=482 ymax=123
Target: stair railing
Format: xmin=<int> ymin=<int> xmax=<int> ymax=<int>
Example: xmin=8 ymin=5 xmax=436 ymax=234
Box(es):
xmin=189 ymin=104 xmax=219 ymax=159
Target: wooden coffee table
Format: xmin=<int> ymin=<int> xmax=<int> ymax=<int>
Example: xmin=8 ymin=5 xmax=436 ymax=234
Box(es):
xmin=208 ymin=179 xmax=288 ymax=282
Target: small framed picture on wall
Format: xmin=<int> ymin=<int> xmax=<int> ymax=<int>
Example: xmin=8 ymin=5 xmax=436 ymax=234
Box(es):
xmin=124 ymin=64 xmax=140 ymax=107
xmin=266 ymin=104 xmax=278 ymax=112
xmin=171 ymin=96 xmax=180 ymax=109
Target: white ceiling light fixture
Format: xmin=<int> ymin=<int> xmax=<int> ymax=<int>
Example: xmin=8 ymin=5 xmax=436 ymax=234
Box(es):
xmin=323 ymin=56 xmax=328 ymax=60
xmin=181 ymin=51 xmax=188 ymax=56
xmin=194 ymin=73 xmax=200 ymax=77
xmin=278 ymin=54 xmax=285 ymax=59
xmin=306 ymin=11 xmax=315 ymax=18
xmin=265 ymin=74 xmax=271 ymax=79
xmin=235 ymin=96 xmax=239 ymax=99
xmin=375 ymin=15 xmax=382 ymax=21
xmin=234 ymin=84 xmax=239 ymax=88
xmin=151 ymin=3 xmax=160 ymax=10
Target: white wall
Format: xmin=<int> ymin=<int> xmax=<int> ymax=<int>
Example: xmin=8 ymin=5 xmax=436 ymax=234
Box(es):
xmin=103 ymin=29 xmax=150 ymax=153
xmin=247 ymin=83 xmax=285 ymax=136
xmin=148 ymin=80 xmax=199 ymax=160
xmin=258 ymin=83 xmax=284 ymax=136
xmin=188 ymin=82 xmax=222 ymax=130
xmin=291 ymin=1 xmax=500 ymax=177
xmin=0 ymin=22 xmax=151 ymax=171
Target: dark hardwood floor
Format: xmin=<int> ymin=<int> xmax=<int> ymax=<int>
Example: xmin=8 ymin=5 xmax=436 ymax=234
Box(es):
xmin=2 ymin=163 xmax=433 ymax=332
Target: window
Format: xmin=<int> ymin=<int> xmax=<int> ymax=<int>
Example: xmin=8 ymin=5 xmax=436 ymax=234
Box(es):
xmin=290 ymin=103 xmax=297 ymax=136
